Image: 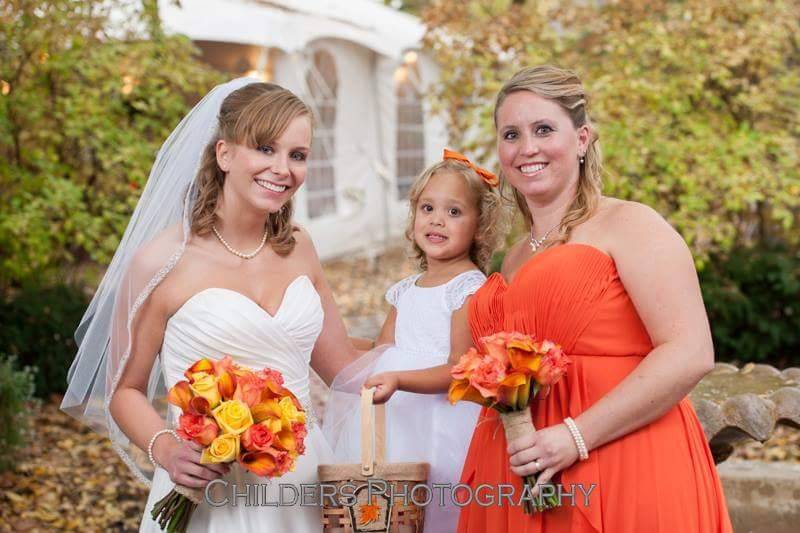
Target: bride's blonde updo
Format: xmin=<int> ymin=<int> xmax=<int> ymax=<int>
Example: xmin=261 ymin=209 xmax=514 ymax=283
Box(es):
xmin=191 ymin=83 xmax=313 ymax=256
xmin=494 ymin=65 xmax=603 ymax=247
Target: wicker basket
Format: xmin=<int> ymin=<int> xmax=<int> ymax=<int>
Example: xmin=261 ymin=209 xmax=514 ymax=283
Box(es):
xmin=318 ymin=388 xmax=429 ymax=532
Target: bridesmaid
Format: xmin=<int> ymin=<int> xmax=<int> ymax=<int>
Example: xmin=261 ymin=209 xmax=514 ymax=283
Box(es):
xmin=457 ymin=66 xmax=732 ymax=532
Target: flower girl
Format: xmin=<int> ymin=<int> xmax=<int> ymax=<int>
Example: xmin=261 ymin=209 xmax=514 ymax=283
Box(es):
xmin=324 ymin=149 xmax=507 ymax=532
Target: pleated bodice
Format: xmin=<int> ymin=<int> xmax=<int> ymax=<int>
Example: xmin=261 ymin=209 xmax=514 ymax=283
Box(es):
xmin=458 ymin=244 xmax=732 ymax=533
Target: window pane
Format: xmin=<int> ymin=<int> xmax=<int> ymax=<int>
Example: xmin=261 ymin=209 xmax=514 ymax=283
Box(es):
xmin=395 ymin=73 xmax=425 ymax=201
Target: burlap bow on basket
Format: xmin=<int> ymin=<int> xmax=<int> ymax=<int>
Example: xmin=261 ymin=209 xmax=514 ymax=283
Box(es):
xmin=318 ymin=387 xmax=430 ymax=533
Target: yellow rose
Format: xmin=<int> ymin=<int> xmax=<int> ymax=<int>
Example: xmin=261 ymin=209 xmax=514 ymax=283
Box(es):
xmin=212 ymin=399 xmax=254 ymax=435
xmin=201 ymin=433 xmax=240 ymax=464
xmin=278 ymin=397 xmax=306 ymax=430
xmin=189 ymin=372 xmax=221 ymax=408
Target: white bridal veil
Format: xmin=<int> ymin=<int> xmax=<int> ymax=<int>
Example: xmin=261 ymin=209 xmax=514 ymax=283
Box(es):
xmin=60 ymin=77 xmax=260 ymax=485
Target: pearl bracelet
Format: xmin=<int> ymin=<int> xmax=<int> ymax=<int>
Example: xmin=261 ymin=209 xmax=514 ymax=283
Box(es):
xmin=147 ymin=429 xmax=180 ymax=468
xmin=563 ymin=417 xmax=589 ymax=461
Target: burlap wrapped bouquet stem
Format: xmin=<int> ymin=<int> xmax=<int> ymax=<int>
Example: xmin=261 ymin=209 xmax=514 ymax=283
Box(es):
xmin=499 ymin=408 xmax=560 ymax=513
xmin=173 ymin=484 xmax=204 ymax=505
xmin=500 ymin=409 xmax=535 ymax=445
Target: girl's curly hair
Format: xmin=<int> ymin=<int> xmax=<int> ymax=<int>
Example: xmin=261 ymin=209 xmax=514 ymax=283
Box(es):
xmin=404 ymin=160 xmax=509 ymax=273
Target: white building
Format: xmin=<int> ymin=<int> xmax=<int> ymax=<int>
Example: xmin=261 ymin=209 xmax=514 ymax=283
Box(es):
xmin=160 ymin=0 xmax=447 ymax=259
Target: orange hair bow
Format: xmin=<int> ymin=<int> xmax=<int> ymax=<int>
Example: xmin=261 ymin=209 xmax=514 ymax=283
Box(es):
xmin=442 ymin=148 xmax=499 ymax=187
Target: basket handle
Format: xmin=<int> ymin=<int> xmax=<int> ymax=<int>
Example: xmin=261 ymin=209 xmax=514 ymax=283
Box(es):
xmin=360 ymin=387 xmax=386 ymax=476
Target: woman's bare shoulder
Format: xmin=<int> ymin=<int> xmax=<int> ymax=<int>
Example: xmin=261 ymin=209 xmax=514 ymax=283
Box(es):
xmin=125 ymin=223 xmax=186 ymax=277
xmin=288 ymin=224 xmax=327 ymax=284
xmin=599 ymin=198 xmax=677 ymax=237
xmin=596 ymin=197 xmax=688 ymax=263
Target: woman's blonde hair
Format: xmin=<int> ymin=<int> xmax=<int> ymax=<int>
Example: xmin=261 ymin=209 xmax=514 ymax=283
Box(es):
xmin=404 ymin=160 xmax=508 ymax=273
xmin=191 ymin=83 xmax=312 ymax=256
xmin=494 ymin=65 xmax=602 ymax=247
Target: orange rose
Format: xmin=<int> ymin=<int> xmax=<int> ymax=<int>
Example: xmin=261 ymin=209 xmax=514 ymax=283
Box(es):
xmin=260 ymin=368 xmax=285 ymax=386
xmin=469 ymin=354 xmax=507 ymax=398
xmin=234 ymin=371 xmax=266 ymax=407
xmin=241 ymin=422 xmax=275 ymax=452
xmin=451 ymin=348 xmax=482 ymax=380
xmin=273 ymin=450 xmax=294 ymax=475
xmin=482 ymin=334 xmax=511 ymax=367
xmin=535 ymin=346 xmax=570 ymax=387
xmin=291 ymin=421 xmax=307 ymax=455
xmin=177 ymin=413 xmax=219 ymax=446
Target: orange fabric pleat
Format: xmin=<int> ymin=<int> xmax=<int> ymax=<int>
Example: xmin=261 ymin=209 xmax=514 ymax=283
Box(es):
xmin=457 ymin=244 xmax=732 ymax=533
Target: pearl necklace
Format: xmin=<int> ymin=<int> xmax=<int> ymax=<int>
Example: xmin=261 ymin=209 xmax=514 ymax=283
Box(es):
xmin=212 ymin=224 xmax=269 ymax=259
xmin=529 ymin=223 xmax=561 ymax=252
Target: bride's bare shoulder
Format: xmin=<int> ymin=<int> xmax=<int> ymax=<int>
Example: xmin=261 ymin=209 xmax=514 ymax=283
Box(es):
xmin=125 ymin=223 xmax=186 ymax=276
xmin=286 ymin=224 xmax=327 ymax=285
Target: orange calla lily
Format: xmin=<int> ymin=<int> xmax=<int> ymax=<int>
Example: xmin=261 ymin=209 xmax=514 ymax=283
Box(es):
xmin=189 ymin=396 xmax=211 ymax=416
xmin=273 ymin=429 xmax=297 ymax=452
xmin=238 ymin=451 xmax=278 ymax=476
xmin=212 ymin=355 xmax=235 ymax=376
xmin=496 ymin=372 xmax=528 ymax=406
xmin=217 ymin=370 xmax=237 ymax=400
xmin=260 ymin=379 xmax=291 ymax=402
xmin=184 ymin=358 xmax=214 ymax=381
xmin=508 ymin=348 xmax=543 ymax=374
xmin=167 ymin=381 xmax=192 ymax=413
xmin=448 ymin=379 xmax=491 ymax=406
xmin=251 ymin=399 xmax=282 ymax=423
xmin=506 ymin=333 xmax=536 ymax=352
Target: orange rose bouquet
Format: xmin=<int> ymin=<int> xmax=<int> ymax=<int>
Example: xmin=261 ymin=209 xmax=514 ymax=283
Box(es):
xmin=448 ymin=332 xmax=569 ymax=514
xmin=150 ymin=356 xmax=308 ymax=532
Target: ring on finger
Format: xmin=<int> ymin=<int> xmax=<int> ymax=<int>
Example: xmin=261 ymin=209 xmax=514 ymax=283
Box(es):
xmin=534 ymin=459 xmax=542 ymax=470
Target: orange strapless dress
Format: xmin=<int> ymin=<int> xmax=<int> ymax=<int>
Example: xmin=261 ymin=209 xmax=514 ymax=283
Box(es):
xmin=457 ymin=244 xmax=731 ymax=533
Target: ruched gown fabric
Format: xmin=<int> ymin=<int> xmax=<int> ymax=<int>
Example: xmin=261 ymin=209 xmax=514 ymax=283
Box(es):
xmin=139 ymin=275 xmax=333 ymax=533
xmin=457 ymin=244 xmax=732 ymax=533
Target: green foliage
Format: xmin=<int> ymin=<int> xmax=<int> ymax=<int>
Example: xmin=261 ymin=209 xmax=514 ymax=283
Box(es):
xmin=701 ymin=244 xmax=800 ymax=368
xmin=0 ymin=284 xmax=90 ymax=397
xmin=0 ymin=0 xmax=223 ymax=288
xmin=0 ymin=355 xmax=36 ymax=471
xmin=422 ymin=0 xmax=800 ymax=264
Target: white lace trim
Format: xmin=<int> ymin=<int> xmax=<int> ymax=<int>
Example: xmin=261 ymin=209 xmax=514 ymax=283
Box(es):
xmin=385 ymin=273 xmax=422 ymax=307
xmin=104 ymin=242 xmax=188 ymax=488
xmin=300 ymin=398 xmax=318 ymax=428
xmin=443 ymin=270 xmax=487 ymax=312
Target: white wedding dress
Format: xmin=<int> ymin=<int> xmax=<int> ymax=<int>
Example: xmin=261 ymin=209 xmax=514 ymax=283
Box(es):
xmin=140 ymin=275 xmax=333 ymax=532
xmin=326 ymin=270 xmax=484 ymax=533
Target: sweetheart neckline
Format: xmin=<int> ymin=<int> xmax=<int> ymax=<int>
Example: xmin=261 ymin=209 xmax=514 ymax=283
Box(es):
xmin=496 ymin=243 xmax=615 ymax=286
xmin=168 ymin=275 xmax=317 ymax=323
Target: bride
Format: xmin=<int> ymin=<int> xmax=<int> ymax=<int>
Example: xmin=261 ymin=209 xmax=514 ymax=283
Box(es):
xmin=61 ymin=79 xmax=358 ymax=531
